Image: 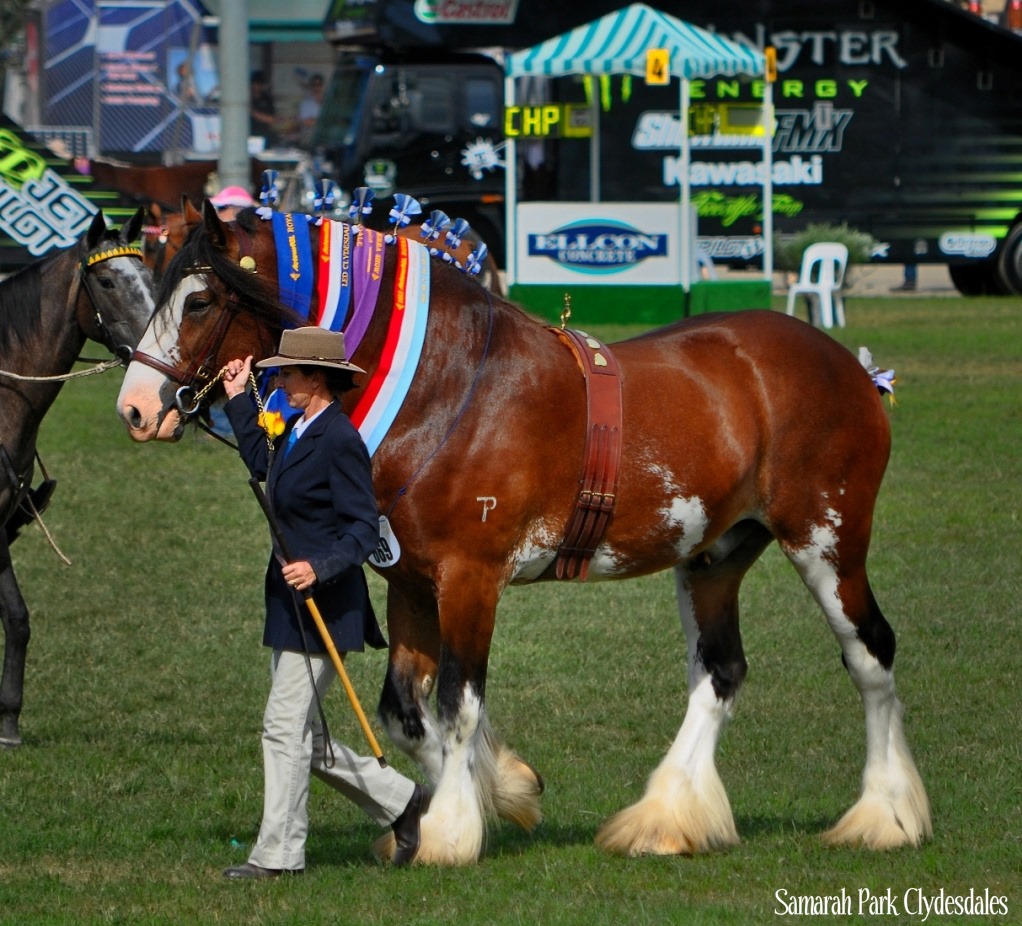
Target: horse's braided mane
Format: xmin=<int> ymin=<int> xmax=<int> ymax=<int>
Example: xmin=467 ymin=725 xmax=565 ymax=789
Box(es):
xmin=153 ymin=213 xmax=518 ymax=348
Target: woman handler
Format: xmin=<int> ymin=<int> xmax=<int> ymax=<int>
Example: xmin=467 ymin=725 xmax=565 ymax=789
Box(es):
xmin=221 ymin=327 xmax=426 ymax=879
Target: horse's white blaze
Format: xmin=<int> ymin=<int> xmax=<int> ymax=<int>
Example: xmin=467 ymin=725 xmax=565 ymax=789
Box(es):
xmin=111 ymin=255 xmax=156 ymax=313
xmin=135 ymin=271 xmax=195 ymax=363
xmin=116 ymin=275 xmax=203 ymax=441
xmin=415 ymin=684 xmax=492 ymax=865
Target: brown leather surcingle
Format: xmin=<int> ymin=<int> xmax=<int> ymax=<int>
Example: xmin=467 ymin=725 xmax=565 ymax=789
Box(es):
xmin=550 ymin=328 xmax=623 ymax=581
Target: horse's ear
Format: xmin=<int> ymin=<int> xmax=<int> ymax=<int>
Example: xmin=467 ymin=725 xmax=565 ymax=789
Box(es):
xmin=86 ymin=210 xmax=107 ymax=249
xmin=203 ymin=199 xmax=228 ymax=248
xmin=183 ymin=197 xmax=202 ymax=224
xmin=148 ymin=202 xmax=163 ymax=225
xmin=121 ymin=207 xmax=144 ymax=245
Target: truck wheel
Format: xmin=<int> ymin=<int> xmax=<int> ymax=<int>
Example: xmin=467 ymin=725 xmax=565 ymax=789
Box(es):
xmin=996 ymin=223 xmax=1022 ymax=295
xmin=949 ymin=262 xmax=996 ymax=295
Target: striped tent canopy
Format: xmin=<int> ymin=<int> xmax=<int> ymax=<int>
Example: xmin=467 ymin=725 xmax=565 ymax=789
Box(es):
xmin=505 ymin=3 xmax=764 ymax=80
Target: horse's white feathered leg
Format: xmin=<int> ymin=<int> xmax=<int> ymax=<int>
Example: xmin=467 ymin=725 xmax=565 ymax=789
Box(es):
xmin=597 ymin=673 xmax=739 ymax=855
xmin=376 ymin=683 xmax=496 ymax=865
xmin=785 ymin=527 xmax=931 ymax=849
xmin=823 ymin=686 xmax=931 ymax=849
xmin=380 ymin=696 xmax=444 ymax=785
xmin=381 ymin=683 xmax=542 ymax=830
xmin=597 ymin=570 xmax=739 ymax=855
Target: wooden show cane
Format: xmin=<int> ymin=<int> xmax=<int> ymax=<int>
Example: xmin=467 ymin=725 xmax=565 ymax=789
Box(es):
xmin=249 ymin=477 xmax=387 ymax=767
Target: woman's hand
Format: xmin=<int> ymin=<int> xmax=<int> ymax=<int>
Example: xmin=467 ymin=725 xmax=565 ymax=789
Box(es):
xmin=223 ymin=356 xmax=253 ymax=398
xmin=282 ymin=560 xmax=317 ymax=593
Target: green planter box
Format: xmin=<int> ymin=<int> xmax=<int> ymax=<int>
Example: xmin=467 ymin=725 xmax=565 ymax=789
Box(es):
xmin=509 ymin=280 xmax=772 ymax=326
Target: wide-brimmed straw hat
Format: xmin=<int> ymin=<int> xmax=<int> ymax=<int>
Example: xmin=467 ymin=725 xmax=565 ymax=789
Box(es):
xmin=256 ymin=328 xmax=365 ymax=374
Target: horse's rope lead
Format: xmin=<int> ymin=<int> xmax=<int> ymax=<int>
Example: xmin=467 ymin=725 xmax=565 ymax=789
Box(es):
xmin=21 ymin=491 xmax=71 ymax=566
xmin=0 ymin=358 xmax=123 ymax=382
xmin=0 ymin=355 xmax=121 ymax=565
xmin=186 ymin=367 xmax=267 ymax=418
xmin=186 ymin=365 xmax=273 ymax=452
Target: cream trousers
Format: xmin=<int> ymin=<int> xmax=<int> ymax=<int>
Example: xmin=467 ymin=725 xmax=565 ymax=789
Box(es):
xmin=247 ymin=649 xmax=416 ymax=871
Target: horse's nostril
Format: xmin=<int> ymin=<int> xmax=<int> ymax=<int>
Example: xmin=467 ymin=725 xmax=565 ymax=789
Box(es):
xmin=126 ymin=406 xmax=143 ymax=429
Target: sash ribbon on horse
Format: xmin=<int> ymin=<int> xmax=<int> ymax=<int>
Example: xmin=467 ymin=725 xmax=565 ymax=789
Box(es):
xmin=267 ymin=217 xmax=429 ymax=458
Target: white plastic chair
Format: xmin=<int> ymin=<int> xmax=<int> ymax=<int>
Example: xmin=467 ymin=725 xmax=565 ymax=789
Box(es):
xmin=696 ymin=249 xmax=718 ymax=280
xmin=785 ymin=242 xmax=848 ymax=328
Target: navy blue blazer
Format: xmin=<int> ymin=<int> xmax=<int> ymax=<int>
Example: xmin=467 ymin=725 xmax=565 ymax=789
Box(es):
xmin=225 ymin=394 xmax=386 ymax=654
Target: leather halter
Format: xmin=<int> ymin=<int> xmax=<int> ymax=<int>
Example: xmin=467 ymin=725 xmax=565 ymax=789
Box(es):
xmin=130 ymin=274 xmax=239 ymax=390
xmin=550 ymin=328 xmax=623 ymax=581
xmin=129 ymin=224 xmax=255 ymax=396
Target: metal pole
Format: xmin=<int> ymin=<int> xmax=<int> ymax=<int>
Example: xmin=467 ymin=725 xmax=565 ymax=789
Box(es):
xmin=504 ymin=74 xmax=517 ymax=289
xmin=762 ymin=78 xmax=775 ymax=281
xmin=679 ymin=77 xmax=691 ymax=292
xmin=217 ymin=0 xmax=251 ymax=190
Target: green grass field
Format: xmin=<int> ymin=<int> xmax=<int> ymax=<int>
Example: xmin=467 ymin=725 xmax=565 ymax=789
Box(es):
xmin=0 ymin=297 xmax=1020 ymax=924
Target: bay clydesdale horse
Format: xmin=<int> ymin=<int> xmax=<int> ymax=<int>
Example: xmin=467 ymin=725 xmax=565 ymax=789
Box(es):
xmin=114 ymin=202 xmax=930 ymax=865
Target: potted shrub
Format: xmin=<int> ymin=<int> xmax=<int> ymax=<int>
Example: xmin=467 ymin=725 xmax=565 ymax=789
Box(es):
xmin=774 ymin=222 xmax=878 ymax=284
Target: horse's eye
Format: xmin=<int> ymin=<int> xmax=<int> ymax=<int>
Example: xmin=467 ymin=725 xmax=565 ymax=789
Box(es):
xmin=98 ymin=275 xmax=116 ymax=290
xmin=184 ymin=294 xmax=211 ymax=316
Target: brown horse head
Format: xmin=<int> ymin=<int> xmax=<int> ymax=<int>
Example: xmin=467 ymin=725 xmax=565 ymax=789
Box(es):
xmin=120 ymin=201 xmax=496 ymax=441
xmin=141 ymin=197 xmax=205 ymax=283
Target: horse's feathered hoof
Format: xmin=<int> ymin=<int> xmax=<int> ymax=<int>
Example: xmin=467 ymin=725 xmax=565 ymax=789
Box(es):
xmin=822 ymin=792 xmax=932 ymax=850
xmin=823 ymin=726 xmax=932 ymax=850
xmin=372 ymin=830 xmax=397 ymax=864
xmin=595 ymin=785 xmax=740 ymax=857
xmin=372 ymin=807 xmax=484 ymax=866
xmin=494 ymin=749 xmax=544 ymax=831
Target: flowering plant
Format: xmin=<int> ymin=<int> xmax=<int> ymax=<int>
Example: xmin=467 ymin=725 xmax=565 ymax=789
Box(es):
xmin=258 ymin=410 xmax=285 ymax=438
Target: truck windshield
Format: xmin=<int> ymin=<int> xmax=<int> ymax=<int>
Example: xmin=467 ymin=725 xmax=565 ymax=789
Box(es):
xmin=312 ymin=57 xmax=371 ymax=150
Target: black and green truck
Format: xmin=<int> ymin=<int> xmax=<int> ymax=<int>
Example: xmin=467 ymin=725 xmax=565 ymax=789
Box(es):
xmin=313 ymin=0 xmax=1022 ymax=295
